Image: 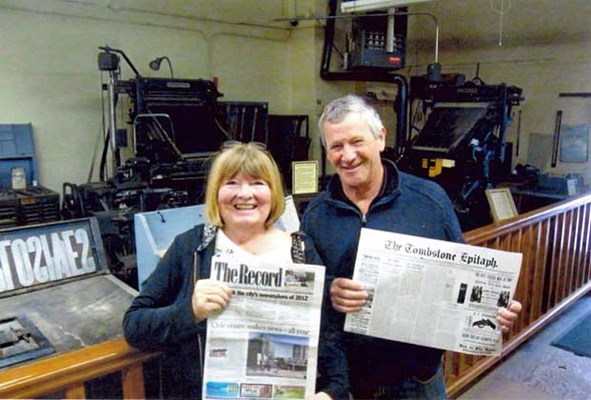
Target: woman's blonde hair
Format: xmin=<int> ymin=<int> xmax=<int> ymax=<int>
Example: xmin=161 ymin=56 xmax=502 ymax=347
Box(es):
xmin=205 ymin=143 xmax=285 ymax=228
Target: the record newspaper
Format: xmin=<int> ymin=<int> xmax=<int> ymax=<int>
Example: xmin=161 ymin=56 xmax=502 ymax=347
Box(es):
xmin=203 ymin=254 xmax=325 ymax=399
xmin=345 ymin=228 xmax=522 ymax=356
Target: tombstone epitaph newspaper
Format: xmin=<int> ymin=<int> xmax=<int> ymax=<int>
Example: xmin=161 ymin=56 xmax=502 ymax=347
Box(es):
xmin=345 ymin=228 xmax=522 ymax=356
xmin=203 ymin=255 xmax=325 ymax=399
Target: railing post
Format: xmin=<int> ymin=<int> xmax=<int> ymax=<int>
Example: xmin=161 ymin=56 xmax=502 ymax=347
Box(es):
xmin=122 ymin=363 xmax=146 ymax=399
xmin=65 ymin=383 xmax=86 ymax=399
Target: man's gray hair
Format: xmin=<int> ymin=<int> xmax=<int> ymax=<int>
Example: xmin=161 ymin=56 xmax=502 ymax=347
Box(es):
xmin=318 ymin=94 xmax=384 ymax=146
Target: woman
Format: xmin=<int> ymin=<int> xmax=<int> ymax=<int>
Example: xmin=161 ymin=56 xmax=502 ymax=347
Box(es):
xmin=123 ymin=142 xmax=348 ymax=399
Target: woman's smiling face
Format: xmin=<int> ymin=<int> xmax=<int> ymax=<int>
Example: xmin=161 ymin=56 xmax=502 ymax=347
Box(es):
xmin=217 ymin=171 xmax=272 ymax=231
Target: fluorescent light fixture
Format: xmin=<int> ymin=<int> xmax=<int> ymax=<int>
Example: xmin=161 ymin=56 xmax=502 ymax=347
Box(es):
xmin=341 ymin=0 xmax=436 ymax=13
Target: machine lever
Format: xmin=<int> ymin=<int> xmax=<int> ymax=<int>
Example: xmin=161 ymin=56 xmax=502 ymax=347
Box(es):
xmin=551 ymin=110 xmax=562 ymax=168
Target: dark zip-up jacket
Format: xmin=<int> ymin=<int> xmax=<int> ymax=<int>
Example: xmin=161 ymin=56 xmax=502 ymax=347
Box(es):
xmin=300 ymin=159 xmax=464 ymax=387
xmin=123 ymin=223 xmax=349 ymax=399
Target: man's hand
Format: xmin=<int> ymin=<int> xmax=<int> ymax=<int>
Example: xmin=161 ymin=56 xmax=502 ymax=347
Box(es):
xmin=192 ymin=279 xmax=232 ymax=322
xmin=330 ymin=278 xmax=368 ymax=313
xmin=497 ymin=300 xmax=522 ymax=333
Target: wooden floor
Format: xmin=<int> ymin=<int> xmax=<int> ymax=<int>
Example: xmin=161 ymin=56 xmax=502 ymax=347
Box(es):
xmin=456 ymin=293 xmax=591 ymax=400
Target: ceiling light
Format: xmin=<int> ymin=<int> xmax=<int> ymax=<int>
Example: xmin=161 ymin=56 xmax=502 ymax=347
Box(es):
xmin=341 ymin=0 xmax=436 ymax=13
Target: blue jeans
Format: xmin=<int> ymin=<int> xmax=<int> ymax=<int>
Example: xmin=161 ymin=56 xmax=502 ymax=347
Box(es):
xmin=358 ymin=366 xmax=447 ymax=400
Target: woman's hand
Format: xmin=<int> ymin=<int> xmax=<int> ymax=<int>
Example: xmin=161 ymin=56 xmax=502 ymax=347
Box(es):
xmin=192 ymin=279 xmax=233 ymax=322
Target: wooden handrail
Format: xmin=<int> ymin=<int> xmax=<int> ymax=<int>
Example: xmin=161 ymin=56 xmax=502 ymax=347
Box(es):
xmin=445 ymin=192 xmax=591 ymax=398
xmin=465 ymin=193 xmax=591 ymax=244
xmin=0 ymin=337 xmax=158 ymax=399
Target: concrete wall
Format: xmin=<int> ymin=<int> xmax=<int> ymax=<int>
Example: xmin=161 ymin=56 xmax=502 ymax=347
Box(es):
xmin=0 ymin=4 xmax=295 ymax=193
xmin=2 ymin=1 xmax=590 ymax=194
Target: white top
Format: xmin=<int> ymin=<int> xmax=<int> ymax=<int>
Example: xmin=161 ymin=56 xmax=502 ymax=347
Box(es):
xmin=214 ymin=229 xmax=292 ymax=264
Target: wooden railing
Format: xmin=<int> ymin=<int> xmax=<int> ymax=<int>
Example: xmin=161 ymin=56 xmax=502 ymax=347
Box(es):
xmin=445 ymin=193 xmax=591 ymax=398
xmin=0 ymin=337 xmax=158 ymax=399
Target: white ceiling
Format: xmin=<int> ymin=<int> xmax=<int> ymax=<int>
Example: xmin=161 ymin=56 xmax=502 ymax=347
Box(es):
xmin=2 ymin=0 xmax=591 ymax=49
xmin=408 ymin=0 xmax=591 ymax=48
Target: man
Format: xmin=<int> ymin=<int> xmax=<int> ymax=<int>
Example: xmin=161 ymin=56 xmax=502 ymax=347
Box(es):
xmin=257 ymin=352 xmax=263 ymax=371
xmin=301 ymin=94 xmax=522 ymax=399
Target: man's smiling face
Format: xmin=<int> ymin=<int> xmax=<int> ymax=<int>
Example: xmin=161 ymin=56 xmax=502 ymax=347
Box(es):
xmin=323 ymin=112 xmax=385 ymax=193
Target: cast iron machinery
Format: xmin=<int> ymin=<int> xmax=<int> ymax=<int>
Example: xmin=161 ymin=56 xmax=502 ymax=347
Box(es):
xmin=398 ymin=74 xmax=524 ymax=230
xmin=61 ymin=46 xmax=232 ymax=286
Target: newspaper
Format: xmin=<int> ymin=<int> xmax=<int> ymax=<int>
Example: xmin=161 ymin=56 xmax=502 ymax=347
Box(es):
xmin=344 ymin=228 xmax=522 ymax=356
xmin=203 ymin=254 xmax=325 ymax=399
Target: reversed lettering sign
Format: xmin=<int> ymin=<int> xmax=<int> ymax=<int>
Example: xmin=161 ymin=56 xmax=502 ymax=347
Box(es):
xmin=0 ymin=220 xmax=101 ymax=293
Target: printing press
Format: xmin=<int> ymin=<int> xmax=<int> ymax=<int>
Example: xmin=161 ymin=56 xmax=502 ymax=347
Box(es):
xmin=0 ymin=218 xmax=139 ymax=397
xmin=398 ymin=75 xmax=524 ymax=230
xmin=59 ymin=47 xmax=237 ymax=286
